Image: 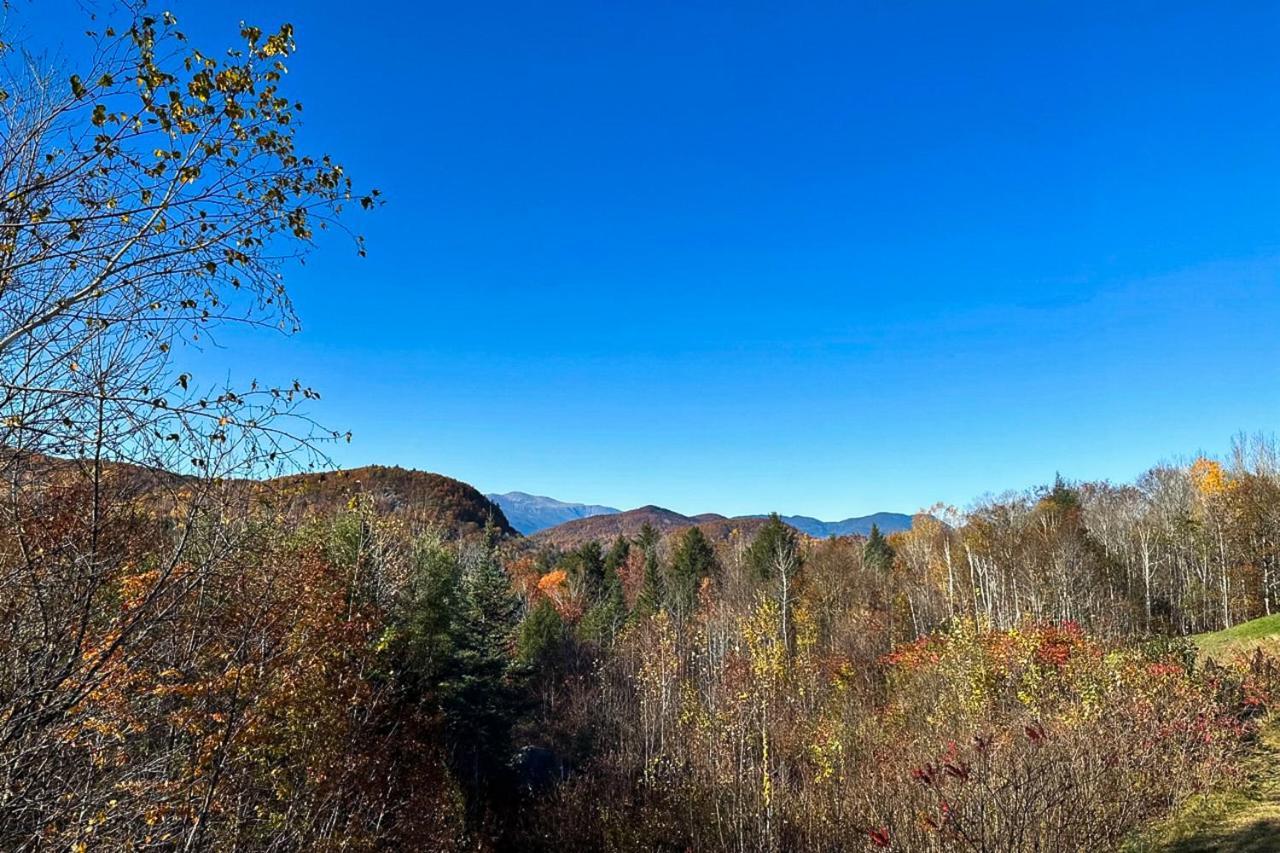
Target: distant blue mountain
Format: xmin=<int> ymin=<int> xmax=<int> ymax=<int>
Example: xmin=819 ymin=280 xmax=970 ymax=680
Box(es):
xmin=492 ymin=489 xmax=915 ymax=539
xmin=486 ymin=492 xmax=620 ymax=536
xmin=776 ymin=512 xmax=914 ymax=538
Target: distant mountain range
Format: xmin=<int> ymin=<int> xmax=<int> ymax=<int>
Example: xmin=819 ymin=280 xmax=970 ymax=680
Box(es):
xmin=486 ymin=492 xmax=620 ymax=536
xmin=509 ymin=498 xmax=914 ymax=549
xmin=42 ymin=456 xmax=908 ymax=545
xmin=488 ymin=492 xmax=913 ymax=539
xmin=529 ymin=506 xmax=777 ymax=549
xmin=772 ymin=513 xmax=913 ymax=538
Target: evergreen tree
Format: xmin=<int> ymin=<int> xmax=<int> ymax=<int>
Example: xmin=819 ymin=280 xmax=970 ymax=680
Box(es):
xmin=603 ymin=536 xmax=631 ymax=576
xmin=580 ymin=559 xmax=628 ymax=646
xmin=633 ymin=546 xmax=665 ymax=618
xmin=667 ymin=526 xmax=717 ymax=617
xmin=746 ymin=513 xmax=799 ymax=582
xmin=387 ymin=532 xmax=462 ymax=702
xmin=579 ymin=537 xmax=631 ymax=645
xmin=635 ymin=522 xmax=661 ymax=558
xmin=563 ymin=540 xmax=606 ymax=601
xmin=516 ymin=597 xmax=567 ymax=671
xmin=863 ymin=523 xmax=895 ymax=574
xmin=439 ymin=544 xmax=522 ymax=809
xmin=1041 ymin=473 xmax=1082 ymax=513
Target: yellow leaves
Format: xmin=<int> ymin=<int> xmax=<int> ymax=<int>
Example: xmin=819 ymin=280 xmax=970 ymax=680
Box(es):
xmin=119 ymin=569 xmax=160 ymax=610
xmin=537 ymin=569 xmax=567 ymax=592
xmin=188 ymin=70 xmax=213 ymax=102
xmin=259 ymin=25 xmax=295 ymax=59
xmin=742 ymin=599 xmax=786 ymax=686
xmin=807 ymin=717 xmax=845 ymax=783
xmin=1191 ymin=456 xmax=1232 ymax=499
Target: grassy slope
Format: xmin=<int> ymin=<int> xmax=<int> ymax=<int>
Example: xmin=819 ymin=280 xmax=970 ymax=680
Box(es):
xmin=1193 ymin=613 xmax=1280 ymax=661
xmin=1130 ymin=615 xmax=1280 ymax=852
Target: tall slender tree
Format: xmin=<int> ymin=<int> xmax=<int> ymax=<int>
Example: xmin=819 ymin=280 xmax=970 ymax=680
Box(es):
xmin=633 ymin=541 xmax=665 ymax=619
xmin=440 ymin=545 xmax=521 ymax=812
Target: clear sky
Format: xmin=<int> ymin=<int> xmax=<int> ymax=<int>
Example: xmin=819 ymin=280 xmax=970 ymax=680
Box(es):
xmin=13 ymin=1 xmax=1280 ymax=518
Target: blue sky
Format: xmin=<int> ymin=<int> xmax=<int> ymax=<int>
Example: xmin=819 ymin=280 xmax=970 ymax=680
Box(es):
xmin=14 ymin=1 xmax=1280 ymax=518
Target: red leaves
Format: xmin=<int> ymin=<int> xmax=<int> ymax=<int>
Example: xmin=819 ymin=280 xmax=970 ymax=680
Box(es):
xmin=911 ymin=764 xmax=937 ymax=786
xmin=1032 ymin=622 xmax=1085 ymax=668
xmin=882 ymin=634 xmax=944 ymax=670
xmin=1146 ymin=662 xmax=1184 ymax=678
xmin=866 ymin=826 xmax=891 ymax=847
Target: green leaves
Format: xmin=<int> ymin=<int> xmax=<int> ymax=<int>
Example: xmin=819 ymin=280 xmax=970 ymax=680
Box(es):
xmin=69 ymin=74 xmax=87 ymax=98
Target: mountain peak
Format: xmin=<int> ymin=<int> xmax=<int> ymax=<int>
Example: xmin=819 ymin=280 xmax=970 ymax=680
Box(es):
xmin=489 ymin=489 xmax=914 ymax=539
xmin=486 ymin=491 xmax=620 ymax=536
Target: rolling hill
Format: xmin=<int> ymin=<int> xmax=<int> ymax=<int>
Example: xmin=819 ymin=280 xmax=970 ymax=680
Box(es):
xmin=530 ymin=504 xmax=915 ymax=548
xmin=491 ymin=486 xmax=914 ymax=539
xmin=532 ymin=506 xmax=803 ymax=549
xmin=15 ymin=454 xmax=518 ymax=540
xmin=530 ymin=505 xmax=694 ymax=548
xmin=779 ymin=512 xmax=912 ymax=538
xmin=266 ymin=465 xmax=516 ymax=538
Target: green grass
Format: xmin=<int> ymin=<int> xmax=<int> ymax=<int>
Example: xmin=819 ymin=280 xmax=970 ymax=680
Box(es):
xmin=1130 ymin=721 xmax=1280 ymax=853
xmin=1128 ymin=614 xmax=1280 ymax=852
xmin=1193 ymin=613 xmax=1280 ymax=660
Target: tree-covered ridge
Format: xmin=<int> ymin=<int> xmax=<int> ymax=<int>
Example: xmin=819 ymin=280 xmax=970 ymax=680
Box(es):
xmin=266 ymin=464 xmax=517 ymax=538
xmin=531 ymin=503 xmax=795 ymax=549
xmin=486 ymin=491 xmax=913 ymax=538
xmin=5 ymin=453 xmax=517 ymax=538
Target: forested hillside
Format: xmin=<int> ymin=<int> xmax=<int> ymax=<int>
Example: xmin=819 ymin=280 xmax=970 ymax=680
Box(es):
xmin=1 ymin=4 xmax=1277 ymax=852
xmin=10 ymin=447 xmax=1280 ymax=850
xmin=268 ymin=465 xmax=516 ymax=537
xmin=533 ymin=504 xmax=791 ymax=548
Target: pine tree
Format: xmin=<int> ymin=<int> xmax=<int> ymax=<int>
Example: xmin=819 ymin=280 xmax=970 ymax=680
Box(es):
xmin=440 ymin=544 xmax=521 ymax=808
xmin=387 ymin=532 xmax=463 ymax=702
xmin=604 ymin=536 xmax=631 ymax=576
xmin=746 ymin=513 xmax=798 ymax=582
xmin=1041 ymin=472 xmax=1082 ymax=513
xmin=863 ymin=523 xmax=895 ymax=573
xmin=517 ymin=597 xmax=566 ymax=670
xmin=564 ymin=540 xmax=606 ymax=601
xmin=667 ymin=526 xmax=717 ymax=618
xmin=633 ymin=546 xmax=665 ymax=619
xmin=580 ymin=540 xmax=629 ymax=645
xmin=635 ymin=522 xmax=660 ymax=556
xmin=579 ymin=567 xmax=627 ymax=646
